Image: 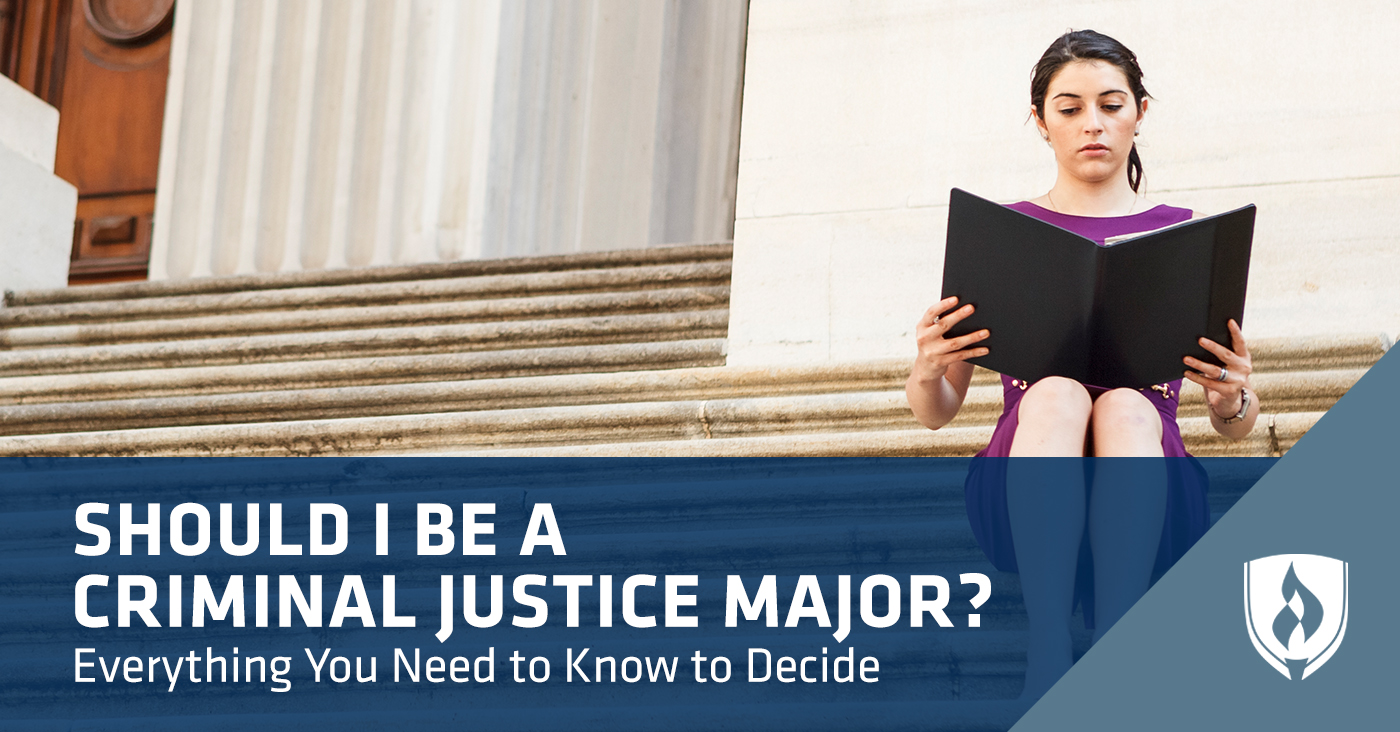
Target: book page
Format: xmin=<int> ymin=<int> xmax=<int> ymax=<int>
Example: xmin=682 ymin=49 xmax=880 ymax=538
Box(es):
xmin=1102 ymin=217 xmax=1200 ymax=246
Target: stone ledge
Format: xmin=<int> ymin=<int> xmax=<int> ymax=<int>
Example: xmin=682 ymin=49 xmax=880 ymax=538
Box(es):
xmin=0 ymin=286 xmax=728 ymax=348
xmin=0 ymin=339 xmax=728 ymax=405
xmin=0 ymin=310 xmax=729 ymax=377
xmin=0 ymin=262 xmax=732 ymax=326
xmin=0 ymin=359 xmax=1359 ymax=437
xmin=963 ymin=332 xmax=1387 ymax=386
xmin=0 ymin=393 xmax=1325 ymax=457
xmin=5 ymin=243 xmax=735 ymax=307
xmin=0 ymin=356 xmax=898 ymax=430
xmin=1182 ymin=411 xmax=1323 ymax=457
xmin=447 ymin=413 xmax=1323 ymax=458
xmin=451 ymin=428 xmax=995 ymax=458
xmin=1176 ymin=368 xmax=1364 ymax=417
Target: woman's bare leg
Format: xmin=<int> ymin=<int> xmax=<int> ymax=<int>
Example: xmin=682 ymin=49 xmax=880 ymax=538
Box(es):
xmin=1088 ymin=388 xmax=1167 ymax=643
xmin=1007 ymin=376 xmax=1092 ymax=699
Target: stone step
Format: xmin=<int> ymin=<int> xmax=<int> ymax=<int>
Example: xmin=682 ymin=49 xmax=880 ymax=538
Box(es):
xmin=0 ymin=359 xmax=895 ymax=433
xmin=452 ymin=413 xmax=1324 ymax=458
xmin=0 ymin=286 xmax=728 ymax=348
xmin=0 ymin=222 xmax=1381 ymax=459
xmin=0 ymin=358 xmax=1360 ymax=436
xmin=1174 ymin=368 xmax=1361 ymax=418
xmin=0 ymin=339 xmax=728 ymax=405
xmin=0 ymin=324 xmax=1369 ymax=433
xmin=0 ymin=385 xmax=1327 ymax=455
xmin=0 ymin=263 xmax=731 ymax=334
xmin=3 ymin=243 xmax=734 ymax=306
xmin=0 ymin=331 xmax=1357 ymax=403
xmin=0 ymin=310 xmax=728 ymax=377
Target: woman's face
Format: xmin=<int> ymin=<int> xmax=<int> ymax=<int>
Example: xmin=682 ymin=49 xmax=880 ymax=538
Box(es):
xmin=1035 ymin=60 xmax=1145 ymax=186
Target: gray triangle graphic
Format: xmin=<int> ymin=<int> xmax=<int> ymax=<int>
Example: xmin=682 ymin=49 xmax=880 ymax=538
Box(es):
xmin=1012 ymin=347 xmax=1398 ymax=730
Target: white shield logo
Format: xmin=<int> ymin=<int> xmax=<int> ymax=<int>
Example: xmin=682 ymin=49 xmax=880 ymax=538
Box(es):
xmin=1243 ymin=554 xmax=1348 ymax=680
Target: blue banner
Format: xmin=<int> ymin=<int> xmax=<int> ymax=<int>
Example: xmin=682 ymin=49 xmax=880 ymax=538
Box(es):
xmin=1 ymin=457 xmax=1276 ymax=730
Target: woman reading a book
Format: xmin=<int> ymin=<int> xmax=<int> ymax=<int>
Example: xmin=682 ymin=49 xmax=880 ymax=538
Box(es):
xmin=904 ymin=30 xmax=1260 ymax=700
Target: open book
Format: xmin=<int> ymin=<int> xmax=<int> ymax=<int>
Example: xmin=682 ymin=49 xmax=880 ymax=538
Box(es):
xmin=939 ymin=188 xmax=1256 ymax=388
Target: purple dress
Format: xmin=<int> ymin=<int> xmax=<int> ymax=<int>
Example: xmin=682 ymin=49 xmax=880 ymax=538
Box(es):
xmin=962 ymin=201 xmax=1211 ymax=627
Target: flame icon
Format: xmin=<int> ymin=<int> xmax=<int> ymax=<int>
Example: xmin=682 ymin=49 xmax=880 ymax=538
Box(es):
xmin=1244 ymin=554 xmax=1348 ymax=680
xmin=1270 ymin=563 xmax=1323 ymax=654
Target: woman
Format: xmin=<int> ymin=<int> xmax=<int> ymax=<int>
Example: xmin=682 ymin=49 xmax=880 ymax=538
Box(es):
xmin=904 ymin=30 xmax=1260 ymax=700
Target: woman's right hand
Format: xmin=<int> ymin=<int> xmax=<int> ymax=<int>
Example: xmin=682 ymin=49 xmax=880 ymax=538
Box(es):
xmin=912 ymin=296 xmax=990 ymax=384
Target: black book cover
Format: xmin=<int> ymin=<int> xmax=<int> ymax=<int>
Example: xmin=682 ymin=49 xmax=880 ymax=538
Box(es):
xmin=939 ymin=188 xmax=1255 ymax=388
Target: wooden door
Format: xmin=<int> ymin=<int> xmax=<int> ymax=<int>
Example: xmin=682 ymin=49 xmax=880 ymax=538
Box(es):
xmin=1 ymin=0 xmax=173 ymax=284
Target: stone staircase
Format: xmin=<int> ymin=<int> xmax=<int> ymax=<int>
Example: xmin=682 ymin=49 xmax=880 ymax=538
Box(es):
xmin=0 ymin=244 xmax=1384 ymax=728
xmin=0 ymin=242 xmax=1386 ymax=457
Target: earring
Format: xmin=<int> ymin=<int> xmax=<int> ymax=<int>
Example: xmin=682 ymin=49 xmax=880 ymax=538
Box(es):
xmin=1134 ymin=129 xmax=1141 ymax=137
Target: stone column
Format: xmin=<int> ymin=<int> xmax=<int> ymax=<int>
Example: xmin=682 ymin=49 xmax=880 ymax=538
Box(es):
xmin=150 ymin=0 xmax=747 ymax=280
xmin=0 ymin=75 xmax=77 ymax=297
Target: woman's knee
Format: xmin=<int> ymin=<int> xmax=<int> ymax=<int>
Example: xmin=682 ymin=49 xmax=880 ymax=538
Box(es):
xmin=1091 ymin=388 xmax=1162 ymax=437
xmin=1020 ymin=376 xmax=1092 ymax=424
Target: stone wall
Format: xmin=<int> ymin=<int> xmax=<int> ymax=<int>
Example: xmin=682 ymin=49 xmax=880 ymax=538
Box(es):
xmin=727 ymin=0 xmax=1400 ymax=365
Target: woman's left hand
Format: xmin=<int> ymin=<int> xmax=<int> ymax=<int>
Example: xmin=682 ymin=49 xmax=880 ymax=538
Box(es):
xmin=1182 ymin=318 xmax=1252 ymax=419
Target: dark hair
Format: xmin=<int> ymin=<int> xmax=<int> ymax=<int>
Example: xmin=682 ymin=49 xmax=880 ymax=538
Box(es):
xmin=1030 ymin=30 xmax=1151 ymax=193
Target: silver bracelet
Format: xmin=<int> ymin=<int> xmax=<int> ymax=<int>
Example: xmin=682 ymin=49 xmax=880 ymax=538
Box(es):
xmin=1219 ymin=388 xmax=1251 ymax=424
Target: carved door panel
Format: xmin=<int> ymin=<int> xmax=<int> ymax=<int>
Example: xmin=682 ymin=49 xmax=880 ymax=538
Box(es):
xmin=1 ymin=0 xmax=173 ymax=284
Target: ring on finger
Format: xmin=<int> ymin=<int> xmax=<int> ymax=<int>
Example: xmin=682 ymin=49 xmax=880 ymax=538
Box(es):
xmin=1216 ymin=366 xmax=1229 ymax=382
